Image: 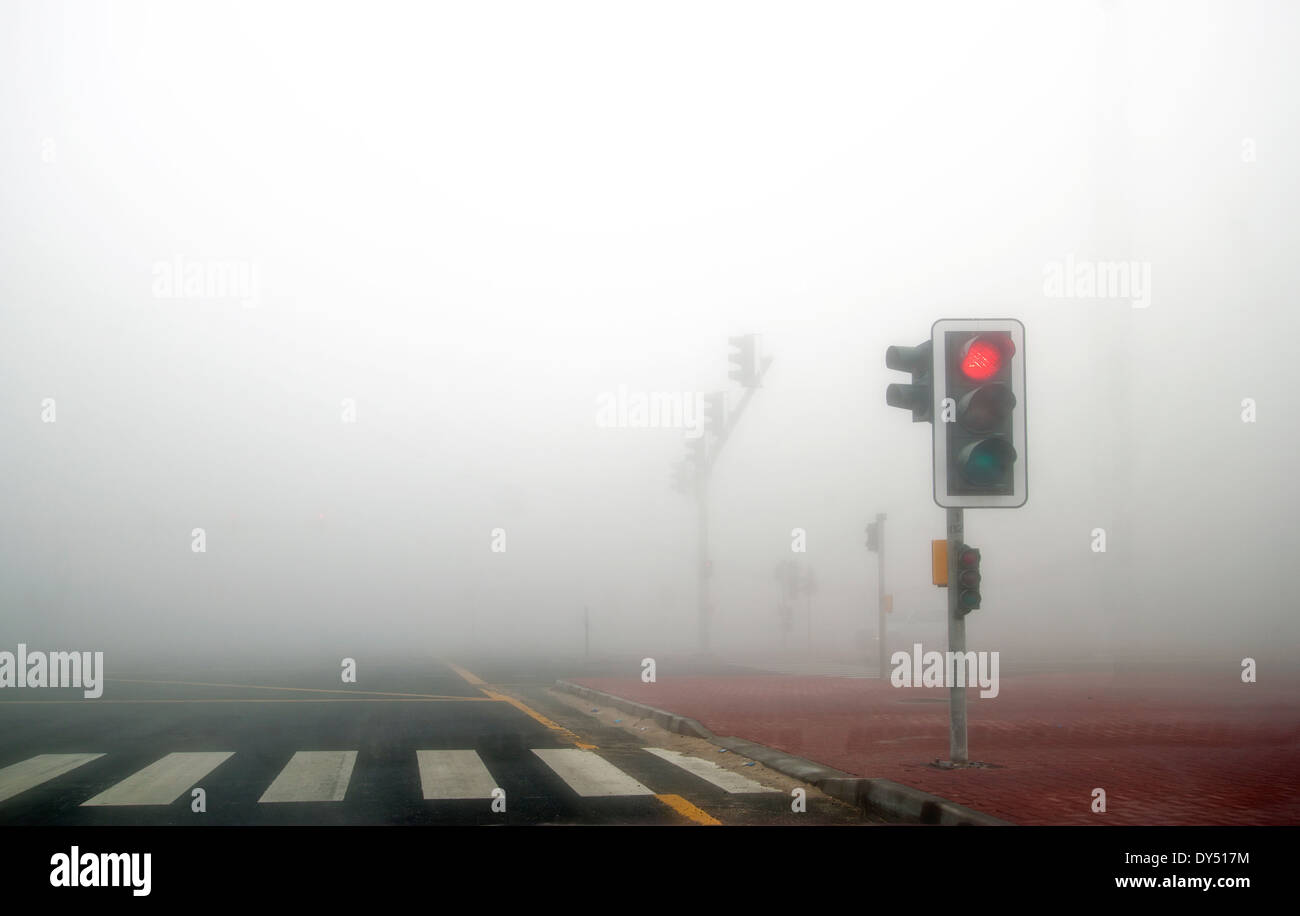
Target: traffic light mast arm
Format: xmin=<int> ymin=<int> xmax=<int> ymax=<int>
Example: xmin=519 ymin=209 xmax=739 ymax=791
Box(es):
xmin=706 ymin=355 xmax=774 ymax=474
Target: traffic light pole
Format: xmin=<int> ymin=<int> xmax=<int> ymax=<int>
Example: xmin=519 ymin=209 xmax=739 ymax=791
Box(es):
xmin=887 ymin=323 xmax=1023 ymax=766
xmin=695 ymin=354 xmax=773 ymax=654
xmin=697 ymin=471 xmax=711 ymax=654
xmin=946 ymin=507 xmax=968 ymax=764
xmin=705 ymin=356 xmax=774 ymax=473
xmin=875 ymin=513 xmax=887 ymax=676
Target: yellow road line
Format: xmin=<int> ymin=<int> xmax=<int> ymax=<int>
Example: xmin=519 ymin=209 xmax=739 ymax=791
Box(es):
xmin=447 ymin=662 xmax=598 ymax=750
xmin=108 ymin=678 xmax=459 ymax=699
xmin=444 ymin=663 xmax=486 ymax=687
xmin=482 ymin=690 xmax=599 ymax=750
xmin=655 ymin=794 xmax=722 ymax=826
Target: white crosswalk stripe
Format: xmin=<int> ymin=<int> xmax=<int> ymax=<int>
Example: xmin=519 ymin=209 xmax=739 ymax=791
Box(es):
xmin=81 ymin=752 xmax=233 ymax=806
xmin=7 ymin=746 xmax=697 ymax=808
xmin=0 ymin=754 xmax=105 ymax=804
xmin=417 ymin=750 xmax=498 ymax=800
xmin=532 ymin=748 xmax=654 ymax=797
xmin=643 ymin=748 xmax=778 ymax=793
xmin=259 ymin=751 xmax=357 ymax=803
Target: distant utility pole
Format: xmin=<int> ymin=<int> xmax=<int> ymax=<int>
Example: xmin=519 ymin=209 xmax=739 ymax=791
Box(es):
xmin=866 ymin=513 xmax=886 ymax=673
xmin=677 ymin=335 xmax=773 ymax=654
xmin=802 ymin=565 xmax=817 ymax=650
xmin=774 ymin=559 xmax=796 ymax=647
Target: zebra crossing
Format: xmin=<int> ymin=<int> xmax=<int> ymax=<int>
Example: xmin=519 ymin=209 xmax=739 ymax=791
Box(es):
xmin=532 ymin=748 xmax=655 ymax=797
xmin=0 ymin=753 xmax=104 ymax=804
xmin=81 ymin=752 xmax=235 ymax=806
xmin=0 ymin=746 xmax=780 ymax=808
xmin=258 ymin=751 xmax=357 ymax=804
xmin=415 ymin=750 xmax=497 ymax=800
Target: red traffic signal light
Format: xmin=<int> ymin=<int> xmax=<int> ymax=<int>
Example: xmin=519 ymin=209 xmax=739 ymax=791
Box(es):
xmin=958 ymin=336 xmax=1015 ymax=382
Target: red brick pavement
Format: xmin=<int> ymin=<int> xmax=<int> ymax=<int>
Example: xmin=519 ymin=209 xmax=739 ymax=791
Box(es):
xmin=572 ymin=671 xmax=1300 ymax=825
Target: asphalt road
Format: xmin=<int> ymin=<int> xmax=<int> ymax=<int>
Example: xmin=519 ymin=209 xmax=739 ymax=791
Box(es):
xmin=0 ymin=653 xmax=878 ymax=826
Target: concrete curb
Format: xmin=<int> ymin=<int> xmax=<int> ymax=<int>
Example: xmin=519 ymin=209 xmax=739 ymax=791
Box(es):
xmin=554 ymin=679 xmax=1013 ymax=826
xmin=555 ymin=679 xmax=715 ymax=739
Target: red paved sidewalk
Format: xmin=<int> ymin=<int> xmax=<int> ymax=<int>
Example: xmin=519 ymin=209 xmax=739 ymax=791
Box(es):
xmin=572 ymin=670 xmax=1300 ymax=825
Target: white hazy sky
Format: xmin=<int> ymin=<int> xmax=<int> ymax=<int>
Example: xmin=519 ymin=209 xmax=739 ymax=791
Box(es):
xmin=1 ymin=1 xmax=1296 ymax=666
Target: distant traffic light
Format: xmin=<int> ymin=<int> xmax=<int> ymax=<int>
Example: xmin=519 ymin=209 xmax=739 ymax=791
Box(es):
xmin=728 ymin=334 xmax=760 ymax=388
xmin=932 ymin=319 xmax=1026 ymax=508
xmin=885 ymin=340 xmax=933 ymax=423
xmin=866 ymin=521 xmax=880 ymax=552
xmin=955 ymin=544 xmax=981 ymax=614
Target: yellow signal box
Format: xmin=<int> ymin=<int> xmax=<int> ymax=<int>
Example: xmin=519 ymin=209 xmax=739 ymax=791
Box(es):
xmin=932 ymin=540 xmax=948 ymax=587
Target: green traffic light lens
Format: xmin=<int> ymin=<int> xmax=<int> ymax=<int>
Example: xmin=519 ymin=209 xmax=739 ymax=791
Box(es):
xmin=959 ymin=437 xmax=1017 ymax=486
xmin=959 ymin=590 xmax=980 ymax=608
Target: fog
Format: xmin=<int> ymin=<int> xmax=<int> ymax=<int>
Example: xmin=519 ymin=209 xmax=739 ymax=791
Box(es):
xmin=1 ymin=1 xmax=1295 ymax=670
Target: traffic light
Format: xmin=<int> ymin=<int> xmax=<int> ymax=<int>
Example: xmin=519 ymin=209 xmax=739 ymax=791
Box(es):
xmin=885 ymin=340 xmax=933 ymax=422
xmin=703 ymin=391 xmax=727 ymax=436
xmin=866 ymin=522 xmax=880 ymax=552
xmin=932 ymin=319 xmax=1026 ymax=508
xmin=955 ymin=544 xmax=981 ymax=614
xmin=728 ymin=334 xmax=760 ymax=388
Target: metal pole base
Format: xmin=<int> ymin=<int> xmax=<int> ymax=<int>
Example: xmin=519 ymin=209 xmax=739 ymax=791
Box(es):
xmin=929 ymin=759 xmax=998 ymax=770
